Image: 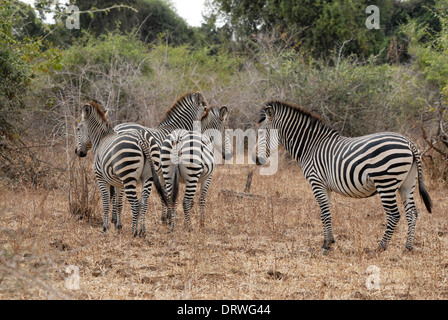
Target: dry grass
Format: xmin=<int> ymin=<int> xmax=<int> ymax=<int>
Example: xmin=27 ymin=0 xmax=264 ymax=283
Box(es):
xmin=0 ymin=163 xmax=447 ymax=300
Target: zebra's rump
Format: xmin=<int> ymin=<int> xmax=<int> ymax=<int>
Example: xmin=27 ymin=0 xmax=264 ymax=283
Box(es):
xmin=95 ymin=132 xmax=150 ymax=186
xmin=161 ymin=130 xmax=215 ymax=181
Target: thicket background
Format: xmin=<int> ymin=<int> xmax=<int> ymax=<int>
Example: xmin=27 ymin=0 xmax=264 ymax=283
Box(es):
xmin=1 ymin=0 xmax=448 ymax=301
xmin=1 ymin=0 xmax=448 ymax=186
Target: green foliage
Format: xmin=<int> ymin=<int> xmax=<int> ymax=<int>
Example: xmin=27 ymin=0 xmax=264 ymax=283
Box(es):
xmin=404 ymin=2 xmax=448 ymax=89
xmin=0 ymin=0 xmax=61 ymax=132
xmin=61 ymin=31 xmax=151 ymax=74
xmin=251 ymin=44 xmax=426 ymax=136
xmin=59 ymin=0 xmax=196 ymax=45
xmin=207 ymin=0 xmax=441 ymax=60
xmin=49 ymin=30 xmax=243 ymax=125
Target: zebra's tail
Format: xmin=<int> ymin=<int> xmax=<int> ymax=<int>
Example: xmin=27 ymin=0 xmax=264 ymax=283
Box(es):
xmin=410 ymin=141 xmax=432 ymax=213
xmin=171 ymin=162 xmax=180 ymax=210
xmin=141 ymin=135 xmax=169 ymax=208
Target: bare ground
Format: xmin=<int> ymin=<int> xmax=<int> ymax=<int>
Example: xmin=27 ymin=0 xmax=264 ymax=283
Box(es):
xmin=1 ymin=164 xmax=447 ymax=300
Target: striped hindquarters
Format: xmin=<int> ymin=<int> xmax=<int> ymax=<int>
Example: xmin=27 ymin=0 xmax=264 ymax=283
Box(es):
xmin=315 ymin=132 xmax=415 ymax=198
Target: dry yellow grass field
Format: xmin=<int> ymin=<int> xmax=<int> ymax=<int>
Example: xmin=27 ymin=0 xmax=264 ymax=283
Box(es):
xmin=0 ymin=162 xmax=447 ymax=300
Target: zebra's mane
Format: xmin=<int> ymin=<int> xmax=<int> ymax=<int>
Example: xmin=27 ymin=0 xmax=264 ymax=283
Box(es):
xmin=160 ymin=92 xmax=206 ymax=124
xmin=87 ymin=101 xmax=107 ymax=122
xmin=201 ymin=105 xmax=219 ymax=121
xmin=259 ymin=101 xmax=330 ymax=129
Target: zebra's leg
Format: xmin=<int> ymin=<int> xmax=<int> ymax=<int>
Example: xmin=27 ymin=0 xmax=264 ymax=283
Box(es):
xmin=183 ymin=179 xmax=199 ymax=231
xmin=169 ymin=199 xmax=178 ymax=232
xmin=164 ymin=180 xmax=178 ymax=232
xmin=158 ymin=175 xmax=170 ymax=224
xmin=138 ymin=178 xmax=153 ymax=238
xmin=402 ymin=190 xmax=418 ymax=251
xmin=161 ymin=169 xmax=174 ymax=230
xmin=115 ymin=188 xmax=124 ymax=230
xmin=110 ymin=186 xmax=117 ymax=226
xmin=199 ymin=174 xmax=213 ymax=228
xmin=311 ymin=185 xmax=335 ymax=250
xmin=97 ymin=179 xmax=111 ymax=233
xmin=161 ymin=205 xmax=169 ymax=224
xmin=399 ymin=164 xmax=419 ymax=251
xmin=123 ymin=181 xmax=140 ymax=237
xmin=377 ymin=188 xmax=400 ymax=251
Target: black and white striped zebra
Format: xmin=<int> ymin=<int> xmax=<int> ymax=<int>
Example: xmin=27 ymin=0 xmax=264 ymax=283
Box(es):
xmin=253 ymin=101 xmax=432 ymax=252
xmin=75 ymin=101 xmax=168 ymax=236
xmin=161 ymin=106 xmax=232 ymax=231
xmin=112 ymin=92 xmax=208 ymax=233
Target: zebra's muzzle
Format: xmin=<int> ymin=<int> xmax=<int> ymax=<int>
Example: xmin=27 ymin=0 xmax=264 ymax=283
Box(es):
xmin=252 ymin=145 xmax=268 ymax=166
xmin=224 ymin=151 xmax=234 ymax=161
xmin=75 ymin=148 xmax=87 ymax=158
xmin=255 ymin=156 xmax=269 ymax=166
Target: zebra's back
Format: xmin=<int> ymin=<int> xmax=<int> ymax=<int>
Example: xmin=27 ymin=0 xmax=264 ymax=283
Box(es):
xmin=312 ymin=132 xmax=415 ymax=198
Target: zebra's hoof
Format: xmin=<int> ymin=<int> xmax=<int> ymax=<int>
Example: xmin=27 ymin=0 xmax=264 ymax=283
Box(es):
xmin=116 ymin=224 xmax=122 ymax=230
xmin=322 ymin=239 xmax=335 ymax=251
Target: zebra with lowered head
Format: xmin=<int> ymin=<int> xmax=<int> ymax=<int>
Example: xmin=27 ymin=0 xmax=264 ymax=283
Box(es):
xmin=112 ymin=92 xmax=209 ymax=235
xmin=75 ymin=101 xmax=168 ymax=236
xmin=253 ymin=100 xmax=432 ymax=252
xmin=161 ymin=106 xmax=233 ymax=231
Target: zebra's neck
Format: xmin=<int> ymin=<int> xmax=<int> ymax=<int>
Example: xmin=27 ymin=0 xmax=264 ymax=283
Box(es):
xmin=89 ymin=119 xmax=114 ymax=154
xmin=158 ymin=115 xmax=197 ymax=132
xmin=279 ymin=113 xmax=339 ymax=165
xmin=201 ymin=127 xmax=219 ymax=146
xmin=157 ymin=97 xmax=200 ymax=131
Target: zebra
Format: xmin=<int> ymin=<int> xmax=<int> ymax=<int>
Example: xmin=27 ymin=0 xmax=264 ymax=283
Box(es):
xmin=253 ymin=100 xmax=432 ymax=252
xmin=74 ymin=101 xmax=168 ymax=236
xmin=161 ymin=106 xmax=232 ymax=231
xmin=112 ymin=92 xmax=209 ymax=234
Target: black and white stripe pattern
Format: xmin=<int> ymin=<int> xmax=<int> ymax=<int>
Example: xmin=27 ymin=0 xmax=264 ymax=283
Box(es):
xmin=254 ymin=101 xmax=432 ymax=251
xmin=75 ymin=101 xmax=167 ymax=237
xmin=113 ymin=92 xmax=208 ymax=229
xmin=161 ymin=106 xmax=232 ymax=231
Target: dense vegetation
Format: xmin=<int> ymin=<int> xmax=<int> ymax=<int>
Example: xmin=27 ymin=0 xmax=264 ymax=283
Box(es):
xmin=1 ymin=0 xmax=448 ymax=185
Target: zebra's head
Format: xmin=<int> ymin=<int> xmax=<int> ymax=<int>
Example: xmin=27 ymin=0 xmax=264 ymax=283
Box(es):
xmin=253 ymin=102 xmax=280 ymax=166
xmin=75 ymin=101 xmax=110 ymax=157
xmin=159 ymin=91 xmax=208 ymax=129
xmin=201 ymin=105 xmax=233 ymax=161
xmin=75 ymin=120 xmax=91 ymax=158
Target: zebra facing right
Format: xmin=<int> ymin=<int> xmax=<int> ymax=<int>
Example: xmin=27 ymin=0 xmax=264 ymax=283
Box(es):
xmin=254 ymin=101 xmax=432 ymax=252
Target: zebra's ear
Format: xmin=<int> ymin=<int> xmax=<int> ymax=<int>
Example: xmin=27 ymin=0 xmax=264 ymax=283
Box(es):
xmin=219 ymin=106 xmax=229 ymax=121
xmin=194 ymin=91 xmax=203 ymax=105
xmin=265 ymin=106 xmax=274 ymax=122
xmin=82 ymin=104 xmax=92 ymax=119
